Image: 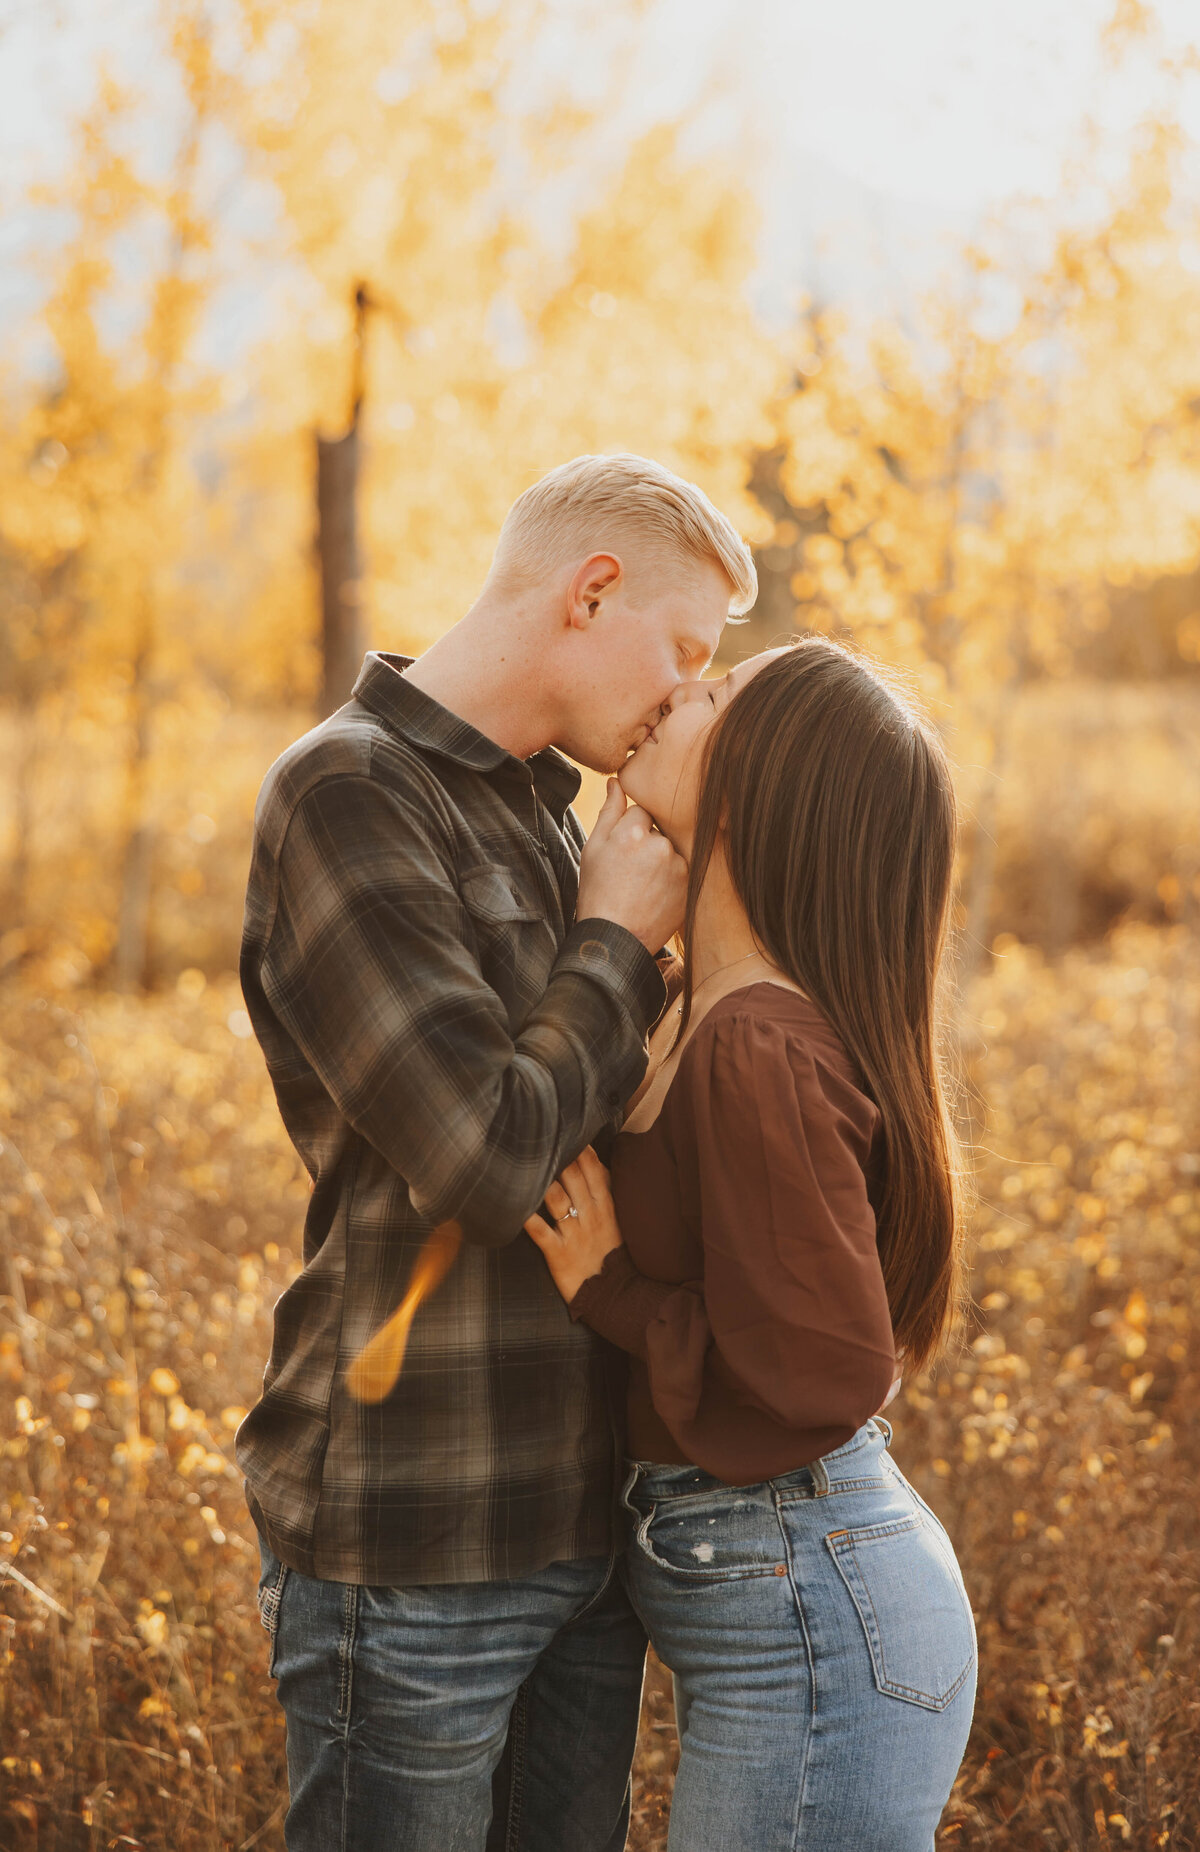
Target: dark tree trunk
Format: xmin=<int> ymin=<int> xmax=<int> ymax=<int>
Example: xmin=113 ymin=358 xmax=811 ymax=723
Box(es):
xmin=956 ymin=690 xmax=1016 ymax=986
xmin=315 ymin=283 xmax=370 ymax=719
xmin=9 ymin=705 xmax=37 ymax=927
xmin=115 ymin=822 xmax=154 ymax=992
xmin=115 ymin=629 xmax=155 ymax=993
xmin=316 ymin=418 xmax=363 ymax=718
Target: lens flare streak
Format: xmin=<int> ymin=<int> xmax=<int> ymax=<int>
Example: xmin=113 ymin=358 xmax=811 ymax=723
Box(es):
xmin=345 ymin=1221 xmax=463 ymax=1404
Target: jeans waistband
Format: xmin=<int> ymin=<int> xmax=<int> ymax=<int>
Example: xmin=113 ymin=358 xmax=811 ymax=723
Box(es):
xmin=627 ymin=1417 xmax=894 ymax=1502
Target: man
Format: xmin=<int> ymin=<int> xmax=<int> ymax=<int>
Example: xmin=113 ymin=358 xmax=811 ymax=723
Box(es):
xmin=238 ymin=452 xmax=757 ymax=1851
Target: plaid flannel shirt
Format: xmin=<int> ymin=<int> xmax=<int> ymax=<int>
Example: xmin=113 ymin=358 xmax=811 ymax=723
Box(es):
xmin=236 ymin=652 xmax=666 ymax=1585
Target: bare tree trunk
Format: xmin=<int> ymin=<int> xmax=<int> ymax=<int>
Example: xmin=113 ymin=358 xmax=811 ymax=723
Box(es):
xmin=315 ymin=283 xmax=369 ymax=720
xmin=957 ymin=690 xmax=1017 ymax=985
xmin=115 ymin=822 xmax=154 ymax=991
xmin=8 ymin=703 xmax=38 ymax=927
xmin=316 ymin=419 xmax=363 ymax=718
xmin=1169 ymin=696 xmax=1200 ymax=935
xmin=114 ymin=631 xmax=154 ymax=992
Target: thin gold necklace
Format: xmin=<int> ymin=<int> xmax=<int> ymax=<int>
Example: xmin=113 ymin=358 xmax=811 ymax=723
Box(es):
xmin=675 ymin=948 xmax=769 ymax=1016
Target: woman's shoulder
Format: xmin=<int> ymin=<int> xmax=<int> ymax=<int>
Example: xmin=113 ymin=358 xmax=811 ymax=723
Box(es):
xmin=673 ymin=983 xmax=879 ymax=1134
xmin=680 ymin=979 xmax=846 ymax=1065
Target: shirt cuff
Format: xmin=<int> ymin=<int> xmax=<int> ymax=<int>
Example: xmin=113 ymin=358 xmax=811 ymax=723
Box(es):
xmin=554 ymin=919 xmax=666 ymax=1033
xmin=568 ymin=1244 xmax=674 ymax=1361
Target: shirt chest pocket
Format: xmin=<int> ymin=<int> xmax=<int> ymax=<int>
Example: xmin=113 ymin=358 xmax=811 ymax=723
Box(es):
xmin=458 ymin=862 xmax=543 ymax=926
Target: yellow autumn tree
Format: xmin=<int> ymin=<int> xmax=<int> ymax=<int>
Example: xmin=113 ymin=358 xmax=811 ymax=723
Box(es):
xmin=3 ymin=0 xmax=783 ymax=975
xmin=748 ymin=95 xmax=1200 ymax=963
xmin=228 ymin=0 xmax=779 ymax=680
xmin=0 ymin=9 xmax=227 ymax=987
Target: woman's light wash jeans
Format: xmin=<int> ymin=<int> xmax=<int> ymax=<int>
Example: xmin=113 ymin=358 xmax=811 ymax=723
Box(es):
xmin=621 ymin=1417 xmax=977 ymax=1851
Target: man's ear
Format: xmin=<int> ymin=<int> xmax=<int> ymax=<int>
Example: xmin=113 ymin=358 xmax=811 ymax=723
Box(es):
xmin=565 ymin=553 xmax=623 ymax=632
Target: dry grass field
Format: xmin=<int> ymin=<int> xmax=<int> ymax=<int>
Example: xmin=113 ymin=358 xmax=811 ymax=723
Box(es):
xmin=1 ymin=920 xmax=1198 ymax=1850
xmin=8 ymin=6 xmax=1200 ymax=1846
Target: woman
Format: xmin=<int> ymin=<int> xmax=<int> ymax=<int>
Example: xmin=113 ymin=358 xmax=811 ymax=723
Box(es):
xmin=524 ymin=636 xmax=977 ymax=1851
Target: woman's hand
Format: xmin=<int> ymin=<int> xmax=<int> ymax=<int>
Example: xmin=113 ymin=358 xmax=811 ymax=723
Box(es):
xmin=524 ymin=1145 xmax=623 ymax=1304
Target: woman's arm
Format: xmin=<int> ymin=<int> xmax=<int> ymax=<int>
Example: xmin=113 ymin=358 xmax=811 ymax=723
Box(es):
xmin=528 ymin=1010 xmax=901 ymax=1455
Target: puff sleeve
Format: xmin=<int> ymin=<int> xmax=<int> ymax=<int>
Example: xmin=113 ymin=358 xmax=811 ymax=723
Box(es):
xmin=570 ymin=1008 xmax=897 ymax=1478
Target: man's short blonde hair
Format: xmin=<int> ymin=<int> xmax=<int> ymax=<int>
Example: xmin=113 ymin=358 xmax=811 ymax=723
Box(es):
xmin=489 ymin=453 xmax=757 ymax=615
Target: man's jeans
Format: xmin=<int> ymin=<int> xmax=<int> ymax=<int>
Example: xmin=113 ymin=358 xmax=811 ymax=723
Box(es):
xmin=256 ymin=1538 xmax=647 ymax=1852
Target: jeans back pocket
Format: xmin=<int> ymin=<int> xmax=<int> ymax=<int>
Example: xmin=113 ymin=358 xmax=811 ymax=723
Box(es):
xmin=827 ymin=1512 xmax=975 ymax=1711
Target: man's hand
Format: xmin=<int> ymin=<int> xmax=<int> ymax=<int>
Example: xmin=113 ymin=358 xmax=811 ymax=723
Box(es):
xmin=575 ymin=779 xmax=687 ymax=954
xmin=524 ymin=1147 xmax=622 ymax=1303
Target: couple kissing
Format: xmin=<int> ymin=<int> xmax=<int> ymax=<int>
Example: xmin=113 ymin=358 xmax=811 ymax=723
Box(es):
xmin=237 ymin=452 xmax=976 ymax=1852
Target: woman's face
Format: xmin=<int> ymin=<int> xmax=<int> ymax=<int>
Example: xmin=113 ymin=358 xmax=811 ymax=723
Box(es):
xmin=618 ymin=647 xmax=787 ymax=853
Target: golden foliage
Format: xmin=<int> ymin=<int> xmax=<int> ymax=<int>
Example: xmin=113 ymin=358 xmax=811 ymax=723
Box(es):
xmin=0 ymin=979 xmax=305 ymax=1848
xmin=1 ymin=9 xmax=1200 ymax=1841
xmin=3 ymin=2 xmax=1200 ymax=981
xmin=0 ymin=928 xmax=1196 ymax=1847
xmin=232 ymin=1 xmax=780 ymax=651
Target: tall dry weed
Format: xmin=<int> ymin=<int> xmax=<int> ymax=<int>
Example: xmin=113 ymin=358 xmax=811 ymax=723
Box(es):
xmin=0 ymin=924 xmax=1197 ymax=1849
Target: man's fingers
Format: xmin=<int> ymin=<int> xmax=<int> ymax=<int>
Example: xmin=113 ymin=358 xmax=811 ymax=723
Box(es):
xmin=573 ymin=775 xmax=687 ymax=953
xmin=612 ymin=801 xmax=657 ymax=841
xmin=588 ymin=778 xmax=627 ymax=843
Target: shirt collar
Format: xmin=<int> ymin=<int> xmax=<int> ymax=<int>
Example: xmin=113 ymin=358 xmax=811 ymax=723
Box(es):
xmin=351 ymin=651 xmax=583 ymax=822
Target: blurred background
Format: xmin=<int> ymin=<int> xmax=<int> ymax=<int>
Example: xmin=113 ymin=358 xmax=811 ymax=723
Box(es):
xmin=1 ymin=3 xmax=1199 ymax=1849
xmin=2 ymin=0 xmax=1199 ymax=987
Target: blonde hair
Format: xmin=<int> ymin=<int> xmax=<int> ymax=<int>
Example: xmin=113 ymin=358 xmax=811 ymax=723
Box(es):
xmin=489 ymin=453 xmax=757 ymax=614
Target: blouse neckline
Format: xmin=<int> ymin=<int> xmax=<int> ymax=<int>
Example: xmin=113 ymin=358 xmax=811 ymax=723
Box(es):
xmin=617 ymin=981 xmax=828 ymax=1142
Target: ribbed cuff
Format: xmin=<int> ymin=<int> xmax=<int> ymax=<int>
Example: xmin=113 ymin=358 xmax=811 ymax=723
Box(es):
xmin=568 ymin=1244 xmax=674 ymax=1361
xmin=554 ymin=919 xmax=667 ymax=1033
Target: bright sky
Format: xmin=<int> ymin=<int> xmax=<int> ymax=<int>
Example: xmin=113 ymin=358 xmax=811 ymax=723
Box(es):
xmin=621 ymin=0 xmax=1200 ymax=319
xmin=2 ymin=0 xmax=1199 ymax=332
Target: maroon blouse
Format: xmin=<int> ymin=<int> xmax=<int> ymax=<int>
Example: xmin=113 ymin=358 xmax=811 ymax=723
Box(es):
xmin=568 ymin=984 xmax=897 ymax=1483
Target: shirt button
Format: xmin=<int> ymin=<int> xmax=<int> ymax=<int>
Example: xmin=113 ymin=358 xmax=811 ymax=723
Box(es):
xmin=579 ymin=938 xmax=610 ymax=965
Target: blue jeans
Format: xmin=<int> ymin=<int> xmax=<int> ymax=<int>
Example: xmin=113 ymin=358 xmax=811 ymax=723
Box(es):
xmin=621 ymin=1418 xmax=977 ymax=1851
xmin=256 ymin=1540 xmax=647 ymax=1852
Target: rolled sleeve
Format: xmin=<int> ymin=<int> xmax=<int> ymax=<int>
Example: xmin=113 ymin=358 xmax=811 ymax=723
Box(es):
xmin=556 ymin=922 xmax=668 ymax=1048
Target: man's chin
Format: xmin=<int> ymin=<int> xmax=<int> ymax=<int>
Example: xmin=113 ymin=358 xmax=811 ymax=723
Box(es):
xmin=551 ymin=737 xmax=625 ymax=776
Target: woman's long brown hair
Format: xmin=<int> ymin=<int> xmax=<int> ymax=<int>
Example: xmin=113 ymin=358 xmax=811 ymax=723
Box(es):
xmin=677 ymin=635 xmax=968 ymax=1374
